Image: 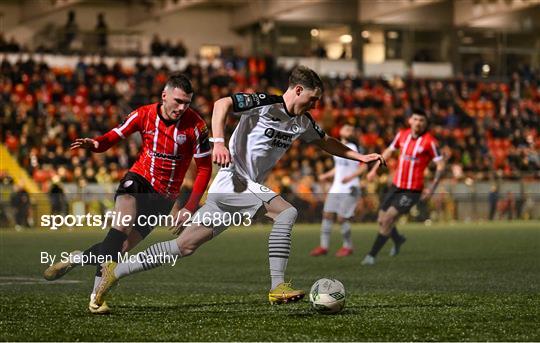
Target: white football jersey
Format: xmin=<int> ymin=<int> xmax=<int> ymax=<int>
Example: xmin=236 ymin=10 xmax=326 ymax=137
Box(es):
xmin=329 ymin=142 xmax=361 ymax=194
xmin=227 ymin=93 xmax=325 ymax=183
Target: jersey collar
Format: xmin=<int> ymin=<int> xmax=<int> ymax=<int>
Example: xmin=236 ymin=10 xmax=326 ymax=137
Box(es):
xmin=157 ymin=102 xmax=182 ymax=126
xmin=278 ymin=96 xmax=295 ymax=118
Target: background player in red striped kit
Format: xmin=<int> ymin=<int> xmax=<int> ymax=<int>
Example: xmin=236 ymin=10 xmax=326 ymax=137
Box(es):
xmin=361 ymin=109 xmax=445 ymax=265
xmin=43 ymin=73 xmax=212 ymax=313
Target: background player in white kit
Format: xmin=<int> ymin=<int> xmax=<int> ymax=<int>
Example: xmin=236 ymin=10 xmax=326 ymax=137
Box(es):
xmin=94 ymin=66 xmax=385 ymax=309
xmin=310 ymin=123 xmax=367 ymax=257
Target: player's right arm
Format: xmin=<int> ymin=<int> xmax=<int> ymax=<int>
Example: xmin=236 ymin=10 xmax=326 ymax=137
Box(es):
xmin=211 ymin=97 xmax=233 ymax=167
xmin=366 ymin=147 xmax=394 ymax=182
xmin=70 ymin=110 xmax=141 ymax=153
xmin=366 ymin=131 xmax=402 ymax=181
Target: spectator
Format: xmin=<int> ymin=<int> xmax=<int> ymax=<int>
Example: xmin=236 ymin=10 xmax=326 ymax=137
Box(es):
xmin=61 ymin=10 xmax=79 ymax=52
xmin=169 ymin=39 xmax=187 ymax=57
xmin=488 ymin=185 xmax=499 ymax=220
xmin=150 ymin=34 xmax=164 ymax=56
xmin=10 ymin=184 xmax=31 ymax=229
xmin=95 ymin=13 xmax=108 ymax=52
xmin=49 ymin=177 xmax=68 ymax=215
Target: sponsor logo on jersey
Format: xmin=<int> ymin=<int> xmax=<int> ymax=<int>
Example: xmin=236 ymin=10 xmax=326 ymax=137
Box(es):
xmin=264 ymin=128 xmax=294 ymax=149
xmin=291 ymin=124 xmax=300 ymax=133
xmin=403 ymin=155 xmax=419 ymax=162
xmin=149 ymin=151 xmax=182 ymax=160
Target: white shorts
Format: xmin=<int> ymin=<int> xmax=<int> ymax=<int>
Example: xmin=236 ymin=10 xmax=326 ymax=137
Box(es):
xmin=191 ymin=169 xmax=277 ymax=235
xmin=322 ymin=192 xmax=360 ymax=219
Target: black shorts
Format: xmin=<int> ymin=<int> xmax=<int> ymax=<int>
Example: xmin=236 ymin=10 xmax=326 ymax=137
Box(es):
xmin=115 ymin=172 xmax=175 ymax=238
xmin=380 ymin=185 xmax=422 ymax=215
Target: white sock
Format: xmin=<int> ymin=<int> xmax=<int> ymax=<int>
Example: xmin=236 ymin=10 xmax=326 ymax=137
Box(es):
xmin=341 ymin=221 xmax=353 ymax=249
xmin=90 ymin=276 xmax=102 ymax=299
xmin=114 ymin=239 xmax=181 ymax=279
xmin=268 ymin=207 xmax=297 ymax=290
xmin=320 ymin=219 xmax=333 ymax=249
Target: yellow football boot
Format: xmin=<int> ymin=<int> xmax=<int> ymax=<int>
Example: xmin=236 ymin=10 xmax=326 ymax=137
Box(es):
xmin=268 ymin=282 xmax=305 ymax=304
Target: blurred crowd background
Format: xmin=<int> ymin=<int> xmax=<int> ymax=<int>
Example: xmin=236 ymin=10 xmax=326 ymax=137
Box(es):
xmin=1 ymin=55 xmax=538 ymax=226
xmin=1 ymin=0 xmax=539 ymax=227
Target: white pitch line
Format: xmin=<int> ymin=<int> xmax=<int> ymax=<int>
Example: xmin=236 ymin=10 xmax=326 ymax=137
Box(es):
xmin=0 ymin=276 xmax=82 ymax=285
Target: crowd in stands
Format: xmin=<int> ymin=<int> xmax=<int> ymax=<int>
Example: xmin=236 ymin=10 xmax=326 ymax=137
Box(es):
xmin=1 ymin=55 xmax=539 ymax=223
xmin=0 ymin=34 xmax=25 ymax=53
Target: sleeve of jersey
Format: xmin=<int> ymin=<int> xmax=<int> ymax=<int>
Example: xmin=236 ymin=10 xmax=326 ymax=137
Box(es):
xmin=430 ymin=140 xmax=444 ymax=162
xmin=91 ymin=111 xmax=141 ymax=153
xmin=193 ymin=121 xmax=211 ymax=158
xmin=230 ymin=93 xmax=268 ymax=116
xmin=183 ymin=155 xmax=212 ymax=212
xmin=388 ymin=131 xmax=402 ymax=151
xmin=300 ymin=113 xmax=326 ymax=142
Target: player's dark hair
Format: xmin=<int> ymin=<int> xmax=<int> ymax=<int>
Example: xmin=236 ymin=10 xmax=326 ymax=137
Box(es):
xmin=288 ymin=66 xmax=324 ymax=92
xmin=412 ymin=107 xmax=428 ymax=119
xmin=165 ymin=72 xmax=193 ymax=94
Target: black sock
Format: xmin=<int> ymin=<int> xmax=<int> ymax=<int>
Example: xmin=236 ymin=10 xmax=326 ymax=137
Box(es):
xmin=368 ymin=233 xmax=389 ymax=257
xmin=82 ymin=243 xmax=101 ymax=266
xmin=100 ymin=228 xmax=127 ymax=262
xmin=95 ymin=264 xmax=102 ymax=277
xmin=95 ymin=228 xmax=127 ymax=276
xmin=390 ymin=226 xmax=402 ymax=244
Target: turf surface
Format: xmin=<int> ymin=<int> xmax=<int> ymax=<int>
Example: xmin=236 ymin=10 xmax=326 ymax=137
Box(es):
xmin=1 ymin=221 xmax=539 ymax=341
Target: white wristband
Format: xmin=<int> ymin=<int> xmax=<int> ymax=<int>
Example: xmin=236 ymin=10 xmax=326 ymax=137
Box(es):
xmin=209 ymin=137 xmax=225 ymax=143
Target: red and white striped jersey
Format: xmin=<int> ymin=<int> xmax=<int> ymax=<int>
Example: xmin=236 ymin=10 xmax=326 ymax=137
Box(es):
xmin=389 ymin=128 xmax=442 ymax=191
xmin=92 ymin=103 xmax=211 ymax=200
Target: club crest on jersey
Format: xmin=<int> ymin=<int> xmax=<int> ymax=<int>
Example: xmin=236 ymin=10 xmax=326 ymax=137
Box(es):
xmin=175 ymin=134 xmax=187 ymax=145
xmin=260 ymin=185 xmax=271 ymax=192
xmin=291 ymin=124 xmax=300 ymax=133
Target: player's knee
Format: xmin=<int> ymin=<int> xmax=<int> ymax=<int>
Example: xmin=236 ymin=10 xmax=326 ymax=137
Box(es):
xmin=323 ymin=212 xmax=334 ymax=220
xmin=380 ymin=216 xmax=394 ymax=230
xmin=275 ymin=206 xmax=298 ymax=225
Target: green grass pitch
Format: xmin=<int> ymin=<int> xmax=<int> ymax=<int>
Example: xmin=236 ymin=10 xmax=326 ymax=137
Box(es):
xmin=1 ymin=221 xmax=539 ymax=341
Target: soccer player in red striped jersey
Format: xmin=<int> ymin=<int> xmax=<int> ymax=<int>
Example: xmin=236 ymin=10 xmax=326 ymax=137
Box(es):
xmin=43 ymin=73 xmax=212 ymax=313
xmin=361 ymin=109 xmax=445 ymax=265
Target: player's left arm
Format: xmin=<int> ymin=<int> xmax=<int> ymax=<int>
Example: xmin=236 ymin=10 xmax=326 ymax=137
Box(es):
xmin=169 ymin=121 xmax=213 ymax=235
xmin=421 ymin=140 xmax=446 ymax=201
xmin=421 ymin=158 xmax=445 ymax=201
xmin=314 ymin=135 xmax=386 ymax=167
xmin=341 ymin=164 xmax=368 ymax=184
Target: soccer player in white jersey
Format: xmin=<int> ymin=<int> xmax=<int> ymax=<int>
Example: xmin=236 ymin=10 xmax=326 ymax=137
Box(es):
xmin=94 ymin=66 xmax=385 ymax=309
xmin=310 ymin=123 xmax=367 ymax=257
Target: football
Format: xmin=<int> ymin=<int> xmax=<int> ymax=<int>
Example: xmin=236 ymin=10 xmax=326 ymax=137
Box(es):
xmin=309 ymin=278 xmax=346 ymax=314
